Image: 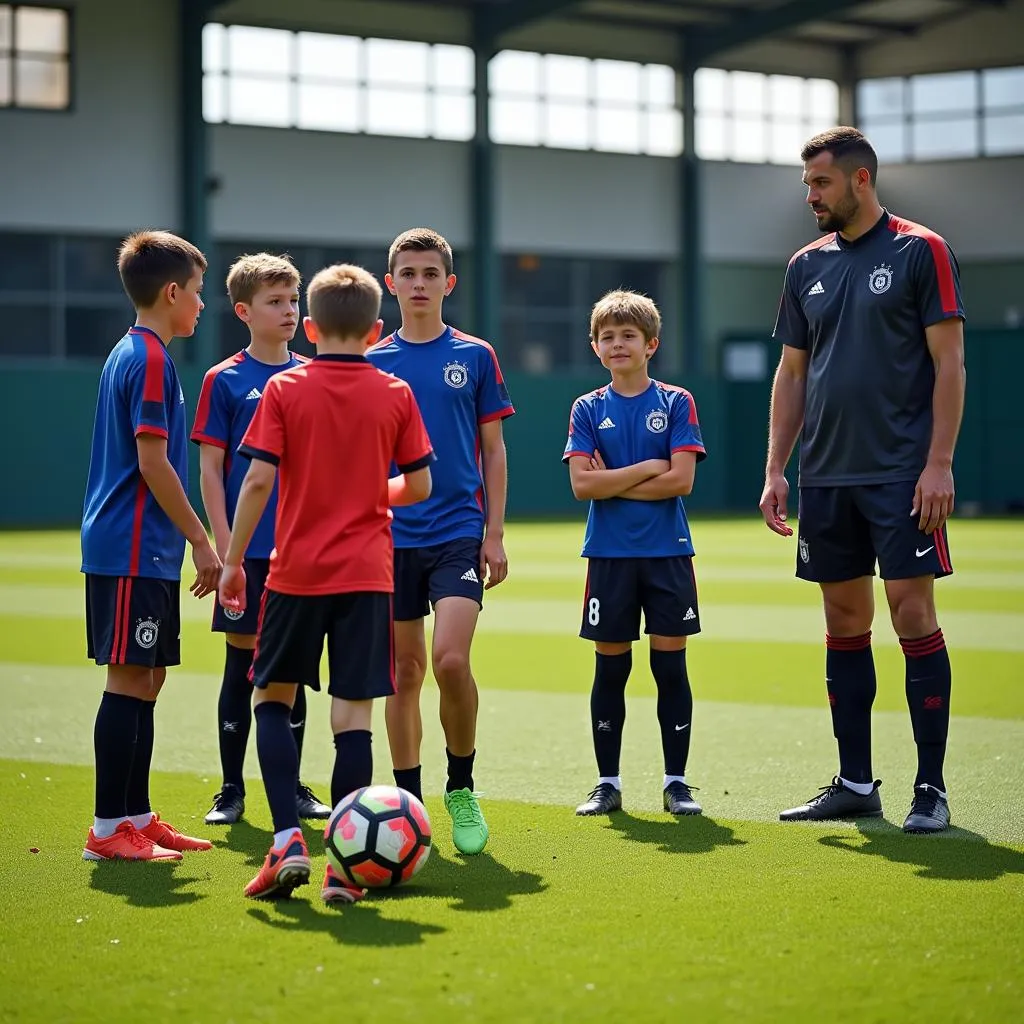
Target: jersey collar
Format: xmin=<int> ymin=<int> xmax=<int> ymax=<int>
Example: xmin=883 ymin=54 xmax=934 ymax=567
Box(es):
xmin=394 ymin=325 xmax=452 ymax=346
xmin=314 ymin=354 xmax=369 ymax=363
xmin=129 ymin=325 xmax=166 ymax=346
xmin=836 ymin=209 xmax=890 ymax=249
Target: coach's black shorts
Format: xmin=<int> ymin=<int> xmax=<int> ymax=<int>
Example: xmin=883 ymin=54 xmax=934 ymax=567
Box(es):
xmin=211 ymin=557 xmax=270 ymax=635
xmin=85 ymin=574 xmax=181 ymax=668
xmin=393 ymin=537 xmax=484 ymax=621
xmin=797 ymin=481 xmax=954 ymax=583
xmin=580 ymin=556 xmax=701 ymax=643
xmin=251 ymin=589 xmax=395 ymax=700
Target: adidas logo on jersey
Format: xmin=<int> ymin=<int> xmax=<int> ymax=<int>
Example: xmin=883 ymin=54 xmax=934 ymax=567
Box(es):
xmin=683 ymin=607 xmax=696 ymax=621
xmin=597 ymin=417 xmax=616 ymax=429
xmin=245 ymin=388 xmax=262 ymax=400
xmin=461 ymin=568 xmax=480 ymax=583
xmin=808 ymin=281 xmax=825 ymax=296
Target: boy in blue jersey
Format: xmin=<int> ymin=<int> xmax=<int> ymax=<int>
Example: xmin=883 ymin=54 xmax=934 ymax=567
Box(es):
xmin=191 ymin=253 xmax=330 ymax=826
xmin=81 ymin=230 xmax=221 ymax=862
xmin=563 ymin=290 xmax=707 ymax=818
xmin=366 ymin=228 xmax=514 ymax=855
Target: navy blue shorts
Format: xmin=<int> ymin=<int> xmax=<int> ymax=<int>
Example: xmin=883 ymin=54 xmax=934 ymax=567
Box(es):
xmin=211 ymin=557 xmax=270 ymax=635
xmin=580 ymin=557 xmax=701 ymax=643
xmin=251 ymin=589 xmax=395 ymax=700
xmin=85 ymin=574 xmax=181 ymax=668
xmin=797 ymin=482 xmax=954 ymax=583
xmin=393 ymin=537 xmax=484 ymax=622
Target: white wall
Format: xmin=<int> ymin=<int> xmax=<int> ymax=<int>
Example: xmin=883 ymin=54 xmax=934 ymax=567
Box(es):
xmin=0 ymin=0 xmax=179 ymax=232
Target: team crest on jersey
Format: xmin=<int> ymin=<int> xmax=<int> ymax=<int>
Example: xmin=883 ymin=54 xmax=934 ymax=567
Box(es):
xmin=869 ymin=264 xmax=893 ymax=295
xmin=799 ymin=537 xmax=810 ymax=564
xmin=443 ymin=361 xmax=469 ymax=389
xmin=223 ymin=607 xmax=244 ymax=621
xmin=645 ymin=409 xmax=668 ymax=434
xmin=135 ymin=618 xmax=160 ymax=649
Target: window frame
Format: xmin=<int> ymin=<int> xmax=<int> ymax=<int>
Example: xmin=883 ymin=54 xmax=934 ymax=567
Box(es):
xmin=0 ymin=3 xmax=74 ymax=113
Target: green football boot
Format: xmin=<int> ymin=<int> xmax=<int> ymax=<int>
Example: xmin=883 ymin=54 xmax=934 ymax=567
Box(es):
xmin=444 ymin=788 xmax=489 ymax=855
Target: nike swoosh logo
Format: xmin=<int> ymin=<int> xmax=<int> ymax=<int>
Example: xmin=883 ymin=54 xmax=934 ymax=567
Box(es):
xmin=916 ymin=546 xmax=934 ymax=557
xmin=674 ymin=724 xmax=690 ymax=732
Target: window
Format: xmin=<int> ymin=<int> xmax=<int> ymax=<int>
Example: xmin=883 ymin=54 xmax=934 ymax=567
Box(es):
xmin=858 ymin=66 xmax=1024 ymax=162
xmin=489 ymin=51 xmax=680 ymax=156
xmin=0 ymin=5 xmax=70 ymax=109
xmin=694 ymin=68 xmax=838 ymax=164
xmin=0 ymin=234 xmax=133 ymax=360
xmin=500 ymin=254 xmax=668 ymax=372
xmin=203 ymin=24 xmax=475 ymax=141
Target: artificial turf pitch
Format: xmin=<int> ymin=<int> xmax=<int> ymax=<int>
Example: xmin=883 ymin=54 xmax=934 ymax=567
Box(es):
xmin=1 ymin=520 xmax=1022 ymax=1023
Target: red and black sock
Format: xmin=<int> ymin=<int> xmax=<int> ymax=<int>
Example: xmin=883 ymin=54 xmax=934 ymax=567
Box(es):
xmin=825 ymin=632 xmax=876 ymax=785
xmin=900 ymin=629 xmax=951 ymax=791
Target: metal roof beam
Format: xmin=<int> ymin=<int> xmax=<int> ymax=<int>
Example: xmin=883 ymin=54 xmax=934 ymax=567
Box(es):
xmin=687 ymin=0 xmax=869 ymax=62
xmin=485 ymin=0 xmax=582 ymax=37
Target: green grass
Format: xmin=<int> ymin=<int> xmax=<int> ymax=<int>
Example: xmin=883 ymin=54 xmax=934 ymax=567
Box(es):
xmin=1 ymin=520 xmax=1023 ymax=1023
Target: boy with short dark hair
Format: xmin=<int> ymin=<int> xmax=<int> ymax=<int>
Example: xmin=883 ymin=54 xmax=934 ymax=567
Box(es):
xmin=563 ymin=290 xmax=707 ymax=818
xmin=218 ymin=263 xmax=434 ymax=902
xmin=192 ymin=252 xmax=330 ymax=827
xmin=81 ymin=230 xmax=221 ymax=861
xmin=365 ymin=227 xmax=514 ymax=856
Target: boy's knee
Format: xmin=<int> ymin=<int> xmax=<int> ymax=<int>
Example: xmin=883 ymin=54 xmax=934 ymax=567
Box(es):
xmin=432 ymin=648 xmax=470 ymax=687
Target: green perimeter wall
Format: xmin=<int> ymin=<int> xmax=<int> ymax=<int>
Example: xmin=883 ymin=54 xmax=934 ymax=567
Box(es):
xmin=2 ymin=325 xmax=1022 ymax=528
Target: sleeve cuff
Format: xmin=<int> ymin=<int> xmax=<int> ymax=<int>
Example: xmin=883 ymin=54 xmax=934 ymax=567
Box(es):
xmin=238 ymin=444 xmax=280 ymax=466
xmin=135 ymin=425 xmax=169 ymax=439
xmin=479 ymin=407 xmax=515 ymax=424
xmin=190 ymin=432 xmax=228 ymax=448
xmin=397 ymin=450 xmax=436 ymax=473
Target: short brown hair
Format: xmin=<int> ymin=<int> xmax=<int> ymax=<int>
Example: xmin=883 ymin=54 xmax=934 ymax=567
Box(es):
xmin=388 ymin=228 xmax=454 ymax=276
xmin=118 ymin=230 xmax=207 ymax=309
xmin=801 ymin=126 xmax=878 ymax=185
xmin=307 ymin=264 xmax=382 ymax=340
xmin=590 ymin=289 xmax=661 ymax=343
xmin=226 ymin=252 xmax=301 ymax=305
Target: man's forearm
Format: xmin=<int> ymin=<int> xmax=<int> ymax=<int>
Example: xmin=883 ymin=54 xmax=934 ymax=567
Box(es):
xmin=927 ymin=360 xmax=966 ymax=467
xmin=766 ymin=369 xmax=806 ymax=475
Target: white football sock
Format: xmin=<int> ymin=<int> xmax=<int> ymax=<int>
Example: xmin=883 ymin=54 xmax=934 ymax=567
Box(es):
xmin=916 ymin=783 xmax=948 ymax=799
xmin=839 ymin=777 xmax=875 ymax=796
xmin=598 ymin=776 xmax=622 ymax=791
xmin=663 ymin=774 xmax=687 ymax=789
xmin=274 ymin=827 xmax=303 ymax=848
xmin=129 ymin=812 xmax=155 ymax=830
xmin=93 ymin=816 xmax=129 ymax=839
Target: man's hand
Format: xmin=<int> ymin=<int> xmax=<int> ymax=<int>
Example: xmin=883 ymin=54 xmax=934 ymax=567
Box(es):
xmin=480 ymin=533 xmax=508 ymax=591
xmin=191 ymin=540 xmax=223 ymax=598
xmin=759 ymin=472 xmax=793 ymax=537
xmin=913 ymin=462 xmax=954 ymax=535
xmin=218 ymin=562 xmax=247 ymax=613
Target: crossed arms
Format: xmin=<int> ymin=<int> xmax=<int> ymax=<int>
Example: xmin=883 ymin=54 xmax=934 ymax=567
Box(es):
xmin=567 ymin=450 xmax=697 ymax=502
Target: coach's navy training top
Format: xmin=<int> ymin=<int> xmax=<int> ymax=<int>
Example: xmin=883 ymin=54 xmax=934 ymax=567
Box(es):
xmin=191 ymin=350 xmax=305 ymax=559
xmin=563 ymin=380 xmax=706 ymax=559
xmin=366 ymin=326 xmax=514 ymax=548
xmin=81 ymin=327 xmax=187 ymax=580
xmin=773 ymin=210 xmax=965 ymax=487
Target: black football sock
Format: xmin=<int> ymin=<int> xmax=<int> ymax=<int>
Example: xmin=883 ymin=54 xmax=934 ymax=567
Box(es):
xmin=394 ymin=766 xmax=423 ymax=802
xmin=290 ymin=683 xmax=307 ymax=767
xmin=217 ymin=643 xmax=253 ymax=794
xmin=93 ymin=691 xmax=141 ymax=819
xmin=650 ymin=648 xmax=693 ymax=778
xmin=901 ymin=629 xmax=952 ymax=791
xmin=825 ymin=632 xmax=877 ymax=786
xmin=590 ymin=650 xmax=631 ymax=779
xmin=126 ymin=698 xmax=155 ymax=818
xmin=332 ymin=730 xmax=373 ymax=807
xmin=254 ymin=701 xmax=300 ymax=835
xmin=446 ymin=750 xmax=476 ymax=793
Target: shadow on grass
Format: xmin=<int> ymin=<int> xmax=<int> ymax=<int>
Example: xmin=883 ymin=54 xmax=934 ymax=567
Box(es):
xmin=248 ymin=898 xmax=447 ymax=947
xmin=397 ymin=848 xmax=548 ymax=912
xmin=88 ymin=861 xmax=206 ymax=907
xmin=218 ymin=818 xmax=325 ymax=868
xmin=819 ymin=819 xmax=1024 ymax=881
xmin=605 ymin=811 xmax=746 ymax=855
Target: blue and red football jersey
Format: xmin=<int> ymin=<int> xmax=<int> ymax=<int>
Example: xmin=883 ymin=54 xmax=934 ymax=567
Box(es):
xmin=190 ymin=350 xmax=306 ymax=559
xmin=563 ymin=380 xmax=706 ymax=559
xmin=81 ymin=326 xmax=188 ymax=580
xmin=366 ymin=326 xmax=514 ymax=548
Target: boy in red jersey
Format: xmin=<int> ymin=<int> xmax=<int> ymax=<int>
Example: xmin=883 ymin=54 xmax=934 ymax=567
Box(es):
xmin=81 ymin=231 xmax=220 ymax=862
xmin=218 ymin=264 xmax=434 ymax=902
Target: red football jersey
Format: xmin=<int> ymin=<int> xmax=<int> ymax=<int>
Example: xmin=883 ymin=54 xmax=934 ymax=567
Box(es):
xmin=239 ymin=354 xmax=434 ymax=595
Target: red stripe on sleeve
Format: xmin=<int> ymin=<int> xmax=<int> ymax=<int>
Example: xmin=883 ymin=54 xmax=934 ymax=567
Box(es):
xmin=888 ymin=216 xmax=959 ymax=316
xmin=142 ymin=338 xmax=166 ymax=404
xmin=191 ymin=352 xmax=245 ymax=443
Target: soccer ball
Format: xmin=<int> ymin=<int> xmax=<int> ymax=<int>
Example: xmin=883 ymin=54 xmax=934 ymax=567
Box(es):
xmin=324 ymin=785 xmax=432 ymax=889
